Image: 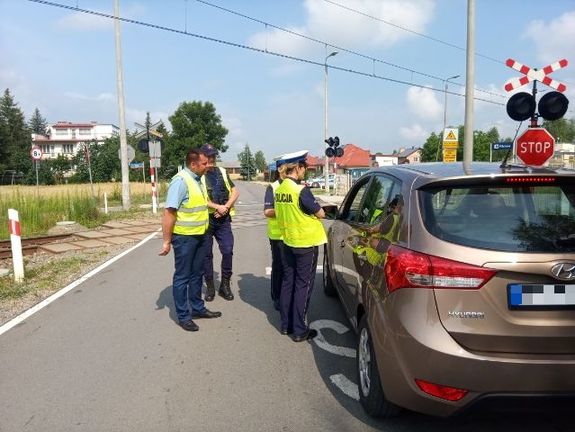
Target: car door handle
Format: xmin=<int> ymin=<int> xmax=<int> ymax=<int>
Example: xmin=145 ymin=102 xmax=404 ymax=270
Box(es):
xmin=340 ymin=240 xmax=346 ymax=248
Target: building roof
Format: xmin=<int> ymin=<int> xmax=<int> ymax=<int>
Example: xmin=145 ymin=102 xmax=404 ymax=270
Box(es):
xmin=220 ymin=160 xmax=241 ymax=169
xmin=334 ymin=143 xmax=371 ymax=168
xmin=396 ymin=147 xmax=421 ymax=158
xmin=305 ymin=154 xmax=324 ymax=167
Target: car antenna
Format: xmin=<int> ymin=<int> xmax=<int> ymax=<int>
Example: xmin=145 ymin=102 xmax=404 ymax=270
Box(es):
xmin=500 ymin=121 xmax=523 ymax=170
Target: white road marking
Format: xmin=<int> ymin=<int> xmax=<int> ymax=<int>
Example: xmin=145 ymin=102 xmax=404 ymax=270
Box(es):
xmin=0 ymin=230 xmax=161 ymax=337
xmin=330 ymin=374 xmax=359 ymax=401
xmin=310 ymin=319 xmax=356 ymax=358
xmin=265 ymin=265 xmax=323 ymax=276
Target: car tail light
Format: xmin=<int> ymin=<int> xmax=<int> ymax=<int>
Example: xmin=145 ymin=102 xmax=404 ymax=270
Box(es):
xmin=506 ymin=176 xmax=555 ymax=183
xmin=415 ymin=379 xmax=468 ymax=401
xmin=384 ymin=246 xmax=496 ymax=293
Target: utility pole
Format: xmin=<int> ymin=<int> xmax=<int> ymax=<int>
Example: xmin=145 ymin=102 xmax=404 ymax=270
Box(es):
xmin=324 ymin=51 xmax=338 ymax=193
xmin=114 ymin=0 xmax=131 ymax=209
xmin=463 ymin=0 xmax=475 ymax=173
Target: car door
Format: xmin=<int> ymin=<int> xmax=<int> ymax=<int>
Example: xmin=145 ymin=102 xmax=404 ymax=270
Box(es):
xmin=331 ymin=176 xmax=372 ymax=317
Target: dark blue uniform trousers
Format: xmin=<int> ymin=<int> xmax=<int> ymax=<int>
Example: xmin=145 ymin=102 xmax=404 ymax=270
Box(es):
xmin=203 ymin=217 xmax=234 ymax=281
xmin=171 ymin=234 xmax=207 ymax=323
xmin=280 ymin=245 xmax=319 ymax=337
xmin=269 ymin=239 xmax=283 ymax=310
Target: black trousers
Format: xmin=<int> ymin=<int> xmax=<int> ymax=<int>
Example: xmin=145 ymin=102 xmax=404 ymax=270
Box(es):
xmin=279 ymin=245 xmax=319 ymax=337
xmin=269 ymin=239 xmax=283 ymax=310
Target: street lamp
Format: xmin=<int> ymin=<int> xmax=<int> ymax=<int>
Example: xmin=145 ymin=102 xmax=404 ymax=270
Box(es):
xmin=324 ymin=51 xmax=338 ymax=192
xmin=437 ymin=74 xmax=460 ymax=161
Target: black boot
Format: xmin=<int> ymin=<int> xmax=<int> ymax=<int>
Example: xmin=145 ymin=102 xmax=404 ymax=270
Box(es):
xmin=205 ymin=279 xmax=215 ymax=302
xmin=218 ymin=277 xmax=234 ymax=301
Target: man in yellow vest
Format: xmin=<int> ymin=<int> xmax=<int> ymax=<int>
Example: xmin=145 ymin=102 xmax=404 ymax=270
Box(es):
xmin=273 ymin=150 xmax=326 ymax=342
xmin=159 ymin=148 xmax=222 ymax=332
xmin=199 ymin=144 xmax=239 ymax=302
xmin=263 ymin=156 xmax=287 ymax=311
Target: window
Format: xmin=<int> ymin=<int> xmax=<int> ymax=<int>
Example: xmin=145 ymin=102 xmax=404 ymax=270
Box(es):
xmin=357 ymin=175 xmax=398 ymax=224
xmin=420 ymin=182 xmax=575 ymax=252
xmin=62 ymin=144 xmax=74 ymax=154
xmin=55 ymin=128 xmax=68 ymax=136
xmin=79 ymin=128 xmax=91 ymax=136
xmin=340 ymin=177 xmax=371 ymax=222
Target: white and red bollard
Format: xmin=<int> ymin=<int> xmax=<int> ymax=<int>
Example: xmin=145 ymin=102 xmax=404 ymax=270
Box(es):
xmin=8 ymin=209 xmax=24 ymax=282
xmin=150 ymin=166 xmax=158 ymax=214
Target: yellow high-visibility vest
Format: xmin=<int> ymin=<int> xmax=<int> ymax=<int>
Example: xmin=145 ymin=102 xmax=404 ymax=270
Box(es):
xmin=201 ymin=166 xmax=236 ymax=216
xmin=173 ymin=170 xmax=209 ymax=235
xmin=267 ymin=180 xmax=282 ymax=240
xmin=274 ymin=178 xmax=327 ymax=248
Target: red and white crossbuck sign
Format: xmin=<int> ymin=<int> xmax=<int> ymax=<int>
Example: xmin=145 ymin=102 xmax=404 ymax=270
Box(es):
xmin=505 ymin=58 xmax=568 ymax=93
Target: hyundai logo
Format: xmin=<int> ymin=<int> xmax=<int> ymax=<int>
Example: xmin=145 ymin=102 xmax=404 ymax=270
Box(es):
xmin=551 ymin=263 xmax=575 ymax=281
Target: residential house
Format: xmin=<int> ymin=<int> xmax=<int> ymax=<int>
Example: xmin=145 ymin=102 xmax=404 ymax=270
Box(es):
xmin=396 ymin=146 xmax=422 ymax=164
xmin=333 ymin=143 xmax=371 ymax=182
xmin=220 ymin=160 xmax=242 ymax=179
xmin=32 ymin=121 xmax=119 ymax=160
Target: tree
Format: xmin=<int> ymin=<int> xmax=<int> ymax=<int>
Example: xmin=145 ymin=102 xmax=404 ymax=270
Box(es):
xmin=254 ymin=150 xmax=267 ymax=172
xmin=0 ymin=89 xmax=32 ymax=175
xmin=542 ymin=117 xmax=575 ymax=143
xmin=238 ymin=144 xmax=256 ymax=181
xmin=29 ymin=107 xmax=48 ymax=135
xmin=163 ymin=101 xmax=228 ymax=178
xmin=420 ymin=132 xmax=441 ymax=162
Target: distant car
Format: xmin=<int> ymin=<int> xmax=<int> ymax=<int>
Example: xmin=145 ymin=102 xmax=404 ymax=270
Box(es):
xmin=323 ymin=162 xmax=575 ymax=418
xmin=306 ymin=174 xmax=335 ymax=188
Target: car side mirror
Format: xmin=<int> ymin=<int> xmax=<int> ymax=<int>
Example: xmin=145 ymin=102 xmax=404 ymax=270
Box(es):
xmin=322 ymin=204 xmax=339 ymax=220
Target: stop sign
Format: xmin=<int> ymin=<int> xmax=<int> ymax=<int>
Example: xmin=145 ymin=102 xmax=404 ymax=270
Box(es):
xmin=515 ymin=127 xmax=555 ymax=167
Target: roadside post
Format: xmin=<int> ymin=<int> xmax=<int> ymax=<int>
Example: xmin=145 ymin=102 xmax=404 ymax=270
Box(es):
xmin=8 ymin=209 xmax=24 ymax=283
xmin=30 ymin=146 xmax=42 ymax=189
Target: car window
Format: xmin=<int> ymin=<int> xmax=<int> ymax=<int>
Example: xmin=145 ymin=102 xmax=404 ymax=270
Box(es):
xmin=357 ymin=175 xmax=398 ymax=224
xmin=340 ymin=176 xmax=371 ymax=222
xmin=420 ymin=182 xmax=575 ymax=252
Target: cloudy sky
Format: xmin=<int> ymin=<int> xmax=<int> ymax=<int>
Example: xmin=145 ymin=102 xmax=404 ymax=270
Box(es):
xmin=1 ymin=0 xmax=574 ymax=161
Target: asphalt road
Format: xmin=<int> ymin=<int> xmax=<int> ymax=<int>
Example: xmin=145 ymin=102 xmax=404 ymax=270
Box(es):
xmin=0 ymin=181 xmax=572 ymax=432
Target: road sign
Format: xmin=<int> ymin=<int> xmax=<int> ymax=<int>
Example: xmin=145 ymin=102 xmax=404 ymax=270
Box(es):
xmin=492 ymin=142 xmax=513 ymax=151
xmin=443 ymin=128 xmax=458 ymax=142
xmin=149 ymin=141 xmax=162 ymax=159
xmin=515 ymin=128 xmax=555 ymax=167
xmin=30 ymin=146 xmax=42 ymax=160
xmin=505 ymin=58 xmax=568 ymax=93
xmin=129 ymin=162 xmax=144 ymax=169
xmin=118 ymin=145 xmax=136 ymax=163
xmin=443 ymin=149 xmax=457 ymax=163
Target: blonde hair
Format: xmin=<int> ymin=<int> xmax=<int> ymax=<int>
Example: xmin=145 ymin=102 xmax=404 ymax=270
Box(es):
xmin=282 ymin=162 xmax=300 ymax=175
xmin=277 ymin=164 xmax=288 ymax=179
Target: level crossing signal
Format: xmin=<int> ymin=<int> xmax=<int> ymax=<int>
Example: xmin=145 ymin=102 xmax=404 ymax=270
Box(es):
xmin=325 ymin=136 xmax=343 ymax=157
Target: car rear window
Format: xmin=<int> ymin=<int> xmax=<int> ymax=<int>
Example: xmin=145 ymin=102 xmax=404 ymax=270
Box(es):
xmin=419 ymin=180 xmax=575 ymax=252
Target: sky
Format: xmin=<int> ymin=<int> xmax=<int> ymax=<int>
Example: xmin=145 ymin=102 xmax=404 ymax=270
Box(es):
xmin=1 ymin=0 xmax=574 ymax=162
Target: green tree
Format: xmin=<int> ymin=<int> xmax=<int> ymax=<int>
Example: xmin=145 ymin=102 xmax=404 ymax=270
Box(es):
xmin=542 ymin=117 xmax=575 ymax=143
xmin=254 ymin=150 xmax=267 ymax=172
xmin=29 ymin=107 xmax=48 ymax=135
xmin=50 ymin=154 xmax=72 ymax=184
xmin=420 ymin=132 xmax=441 ymax=162
xmin=239 ymin=144 xmax=256 ymax=181
xmin=0 ymin=89 xmax=32 ymax=175
xmin=163 ymin=101 xmax=228 ymax=177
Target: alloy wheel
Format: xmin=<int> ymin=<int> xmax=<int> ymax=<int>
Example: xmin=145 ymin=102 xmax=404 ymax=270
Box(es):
xmin=359 ymin=327 xmax=371 ymax=396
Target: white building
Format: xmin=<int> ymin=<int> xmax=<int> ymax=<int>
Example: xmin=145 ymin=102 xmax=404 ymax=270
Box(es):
xmin=32 ymin=121 xmax=119 ymax=160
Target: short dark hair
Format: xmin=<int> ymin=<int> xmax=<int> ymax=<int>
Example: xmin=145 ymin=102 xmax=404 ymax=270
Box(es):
xmin=186 ymin=148 xmax=202 ymax=166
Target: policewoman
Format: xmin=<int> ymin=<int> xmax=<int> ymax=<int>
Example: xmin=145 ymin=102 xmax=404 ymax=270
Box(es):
xmin=263 ymin=156 xmax=287 ymax=310
xmin=159 ymin=148 xmax=222 ymax=331
xmin=273 ymin=150 xmax=326 ymax=342
xmin=199 ymin=144 xmax=239 ymax=302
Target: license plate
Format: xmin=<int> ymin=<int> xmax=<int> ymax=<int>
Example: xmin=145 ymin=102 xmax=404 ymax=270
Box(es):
xmin=508 ymin=284 xmax=575 ymax=310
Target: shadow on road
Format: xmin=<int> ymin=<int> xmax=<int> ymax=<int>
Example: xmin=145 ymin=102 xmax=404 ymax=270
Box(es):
xmin=236 ymin=272 xmax=282 ymax=333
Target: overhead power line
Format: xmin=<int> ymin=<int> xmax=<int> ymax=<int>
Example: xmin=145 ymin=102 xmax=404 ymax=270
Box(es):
xmin=193 ymin=0 xmax=506 ymax=100
xmin=26 ymin=0 xmax=505 ymax=106
xmin=321 ymin=0 xmax=505 ymax=65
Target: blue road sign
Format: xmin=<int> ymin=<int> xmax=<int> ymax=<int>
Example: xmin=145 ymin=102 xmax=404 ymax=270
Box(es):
xmin=129 ymin=162 xmax=144 ymax=169
xmin=492 ymin=142 xmax=513 ymax=151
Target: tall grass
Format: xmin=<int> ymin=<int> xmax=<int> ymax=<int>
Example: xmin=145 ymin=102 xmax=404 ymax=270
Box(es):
xmin=0 ymin=182 xmax=167 ymax=240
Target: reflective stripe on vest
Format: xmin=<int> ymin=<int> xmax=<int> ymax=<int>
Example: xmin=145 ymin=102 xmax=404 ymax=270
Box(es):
xmin=173 ymin=170 xmax=209 ymax=235
xmin=267 ymin=180 xmax=282 ymax=240
xmin=201 ymin=166 xmax=236 ymax=216
xmin=274 ymin=178 xmax=327 ymax=248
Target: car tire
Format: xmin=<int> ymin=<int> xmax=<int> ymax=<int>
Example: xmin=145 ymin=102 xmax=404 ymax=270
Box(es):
xmin=323 ymin=245 xmax=337 ymax=297
xmin=357 ymin=315 xmax=401 ymax=418
xmin=312 ymin=182 xmax=320 ymax=188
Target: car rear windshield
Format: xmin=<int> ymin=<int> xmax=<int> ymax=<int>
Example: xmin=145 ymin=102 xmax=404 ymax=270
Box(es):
xmin=419 ymin=180 xmax=575 ymax=252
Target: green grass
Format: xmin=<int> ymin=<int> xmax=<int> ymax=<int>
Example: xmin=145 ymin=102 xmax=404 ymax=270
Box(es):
xmin=0 ymin=254 xmax=97 ymax=300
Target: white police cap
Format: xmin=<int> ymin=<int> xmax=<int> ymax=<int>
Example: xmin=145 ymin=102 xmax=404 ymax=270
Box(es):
xmin=275 ymin=150 xmax=309 ymax=167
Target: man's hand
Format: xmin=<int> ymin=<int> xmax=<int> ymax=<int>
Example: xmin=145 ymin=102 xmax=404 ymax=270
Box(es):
xmin=159 ymin=240 xmax=171 ymax=256
xmin=215 ymin=204 xmax=228 ymax=218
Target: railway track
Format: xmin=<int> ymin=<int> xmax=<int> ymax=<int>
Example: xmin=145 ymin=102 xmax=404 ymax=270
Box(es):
xmin=0 ymin=234 xmax=76 ymax=259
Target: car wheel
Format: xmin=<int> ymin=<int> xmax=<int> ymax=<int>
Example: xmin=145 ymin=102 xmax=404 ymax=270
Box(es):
xmin=323 ymin=245 xmax=336 ymax=297
xmin=357 ymin=315 xmax=401 ymax=418
xmin=312 ymin=182 xmax=320 ymax=188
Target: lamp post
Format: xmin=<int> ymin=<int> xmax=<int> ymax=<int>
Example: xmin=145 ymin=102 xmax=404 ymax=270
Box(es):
xmin=324 ymin=51 xmax=338 ymax=192
xmin=437 ymin=74 xmax=460 ymax=161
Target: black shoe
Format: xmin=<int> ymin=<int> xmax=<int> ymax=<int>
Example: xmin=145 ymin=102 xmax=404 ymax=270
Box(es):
xmin=219 ymin=277 xmax=234 ymax=301
xmin=292 ymin=329 xmax=317 ymax=342
xmin=192 ymin=309 xmax=222 ymax=319
xmin=205 ymin=279 xmax=215 ymax=302
xmin=179 ymin=320 xmax=199 ymax=332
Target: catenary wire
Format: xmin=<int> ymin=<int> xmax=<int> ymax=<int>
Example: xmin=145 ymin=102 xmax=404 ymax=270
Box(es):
xmin=26 ymin=0 xmax=505 ymax=106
